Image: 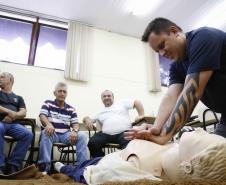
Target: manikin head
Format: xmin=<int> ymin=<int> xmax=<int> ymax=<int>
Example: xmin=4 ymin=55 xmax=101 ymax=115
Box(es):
xmin=162 ymin=128 xmax=226 ymax=182
xmin=142 ymin=17 xmax=186 ymax=62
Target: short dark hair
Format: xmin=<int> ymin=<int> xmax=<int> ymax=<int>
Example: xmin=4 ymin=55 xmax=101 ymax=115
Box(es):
xmin=101 ymin=90 xmax=114 ymax=98
xmin=141 ymin=17 xmax=182 ymax=42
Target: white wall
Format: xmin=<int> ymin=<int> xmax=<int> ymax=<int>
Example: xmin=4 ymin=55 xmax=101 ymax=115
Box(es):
xmin=0 ymin=28 xmax=204 ymax=123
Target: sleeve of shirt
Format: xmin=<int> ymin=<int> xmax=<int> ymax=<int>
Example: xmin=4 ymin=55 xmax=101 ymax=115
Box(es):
xmin=18 ymin=96 xmax=26 ymax=109
xmin=70 ymin=107 xmax=79 ymax=125
xmin=39 ymin=100 xmax=50 ymax=117
xmin=122 ymin=99 xmax=135 ymax=110
xmin=169 ymin=63 xmax=185 ymax=86
xmin=187 ymin=28 xmax=223 ymax=74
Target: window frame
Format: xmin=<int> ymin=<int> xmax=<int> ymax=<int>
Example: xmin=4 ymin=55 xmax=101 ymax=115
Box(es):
xmin=0 ymin=14 xmax=68 ymax=70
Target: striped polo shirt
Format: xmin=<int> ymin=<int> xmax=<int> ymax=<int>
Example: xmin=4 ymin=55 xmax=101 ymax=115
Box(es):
xmin=40 ymin=100 xmax=78 ymax=133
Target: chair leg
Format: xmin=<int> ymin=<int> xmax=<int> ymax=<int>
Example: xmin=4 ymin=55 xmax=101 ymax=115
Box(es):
xmin=59 ymin=150 xmax=63 ymax=163
xmin=62 ymin=152 xmax=67 ymax=163
xmin=8 ymin=142 xmax=14 ymax=158
xmin=67 ymin=146 xmax=70 ymax=165
xmin=72 ymin=146 xmax=75 ymax=164
xmin=36 ymin=147 xmax=40 ymax=165
xmin=51 ymin=146 xmax=55 ymax=173
xmin=24 ymin=150 xmax=32 ymax=167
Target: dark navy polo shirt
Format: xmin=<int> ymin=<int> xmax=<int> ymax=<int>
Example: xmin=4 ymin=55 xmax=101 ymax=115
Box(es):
xmin=0 ymin=91 xmax=26 ymax=121
xmin=169 ymin=27 xmax=226 ymax=114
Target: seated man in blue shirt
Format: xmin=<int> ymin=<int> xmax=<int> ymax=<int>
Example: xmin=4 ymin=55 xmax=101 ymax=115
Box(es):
xmin=0 ymin=72 xmax=33 ymax=175
xmin=37 ymin=82 xmax=88 ymax=174
xmin=125 ymin=17 xmax=226 ymax=144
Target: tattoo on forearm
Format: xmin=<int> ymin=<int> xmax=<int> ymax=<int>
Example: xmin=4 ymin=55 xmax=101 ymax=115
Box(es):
xmin=163 ymin=73 xmax=200 ymax=135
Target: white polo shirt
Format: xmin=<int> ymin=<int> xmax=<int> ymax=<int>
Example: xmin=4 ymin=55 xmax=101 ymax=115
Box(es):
xmin=91 ymin=99 xmax=134 ymax=135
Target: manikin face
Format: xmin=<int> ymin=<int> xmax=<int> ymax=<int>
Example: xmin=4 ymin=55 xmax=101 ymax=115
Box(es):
xmin=54 ymin=86 xmax=67 ymax=102
xmin=148 ymin=27 xmax=186 ymax=62
xmin=162 ymin=129 xmax=226 ymax=180
xmin=101 ymin=90 xmax=114 ymax=107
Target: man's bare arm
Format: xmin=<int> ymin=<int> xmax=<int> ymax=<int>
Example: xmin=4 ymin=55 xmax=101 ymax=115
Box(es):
xmin=151 ymin=84 xmax=183 ymax=135
xmin=151 ymin=70 xmax=213 ymax=144
xmin=40 ymin=114 xmax=53 ymax=127
xmin=133 ymin=100 xmax=145 ymax=116
xmin=14 ymin=108 xmax=26 ymax=119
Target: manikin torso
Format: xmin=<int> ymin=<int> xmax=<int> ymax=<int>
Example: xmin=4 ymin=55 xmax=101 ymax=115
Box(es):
xmin=120 ymin=128 xmax=226 ymax=181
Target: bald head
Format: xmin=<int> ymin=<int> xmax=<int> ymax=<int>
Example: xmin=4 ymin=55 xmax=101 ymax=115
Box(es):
xmin=0 ymin=72 xmax=14 ymax=90
xmin=2 ymin=72 xmax=14 ymax=84
xmin=101 ymin=90 xmax=114 ymax=107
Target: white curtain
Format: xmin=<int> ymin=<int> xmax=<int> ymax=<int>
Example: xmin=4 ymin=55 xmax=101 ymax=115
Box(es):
xmin=64 ymin=21 xmax=93 ymax=81
xmin=144 ymin=43 xmax=161 ymax=92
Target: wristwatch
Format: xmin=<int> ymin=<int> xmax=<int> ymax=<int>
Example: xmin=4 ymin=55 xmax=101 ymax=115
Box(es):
xmin=72 ymin=128 xmax=79 ymax=133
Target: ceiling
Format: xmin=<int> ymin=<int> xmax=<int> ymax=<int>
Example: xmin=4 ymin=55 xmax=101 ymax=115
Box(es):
xmin=0 ymin=0 xmax=225 ymax=38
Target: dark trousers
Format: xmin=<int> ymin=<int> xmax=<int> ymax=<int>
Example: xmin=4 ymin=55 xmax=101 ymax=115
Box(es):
xmin=88 ymin=132 xmax=130 ymax=158
xmin=214 ymin=114 xmax=226 ymax=138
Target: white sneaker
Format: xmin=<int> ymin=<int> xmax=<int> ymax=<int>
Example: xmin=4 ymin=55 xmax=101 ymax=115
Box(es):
xmin=54 ymin=162 xmax=65 ymax=172
xmin=42 ymin=171 xmax=47 ymax=175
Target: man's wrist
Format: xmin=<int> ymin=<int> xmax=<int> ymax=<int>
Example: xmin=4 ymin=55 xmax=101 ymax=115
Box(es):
xmin=46 ymin=123 xmax=54 ymax=128
xmin=72 ymin=128 xmax=79 ymax=133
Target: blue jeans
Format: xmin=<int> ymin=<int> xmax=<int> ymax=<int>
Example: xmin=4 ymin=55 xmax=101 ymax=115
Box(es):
xmin=38 ymin=130 xmax=88 ymax=165
xmin=0 ymin=121 xmax=33 ymax=168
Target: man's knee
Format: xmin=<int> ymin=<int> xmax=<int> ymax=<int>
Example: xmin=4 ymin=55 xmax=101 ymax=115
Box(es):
xmin=40 ymin=130 xmax=54 ymax=142
xmin=77 ymin=131 xmax=87 ymax=142
xmin=25 ymin=130 xmax=33 ymax=142
xmin=88 ymin=136 xmax=102 ymax=148
xmin=88 ymin=137 xmax=96 ymax=147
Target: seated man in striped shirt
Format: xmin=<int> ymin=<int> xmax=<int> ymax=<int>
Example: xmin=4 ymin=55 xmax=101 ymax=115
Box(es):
xmin=37 ymin=82 xmax=88 ymax=174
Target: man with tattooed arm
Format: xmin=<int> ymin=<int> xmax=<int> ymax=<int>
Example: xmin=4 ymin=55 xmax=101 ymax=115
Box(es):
xmin=124 ymin=17 xmax=226 ymax=144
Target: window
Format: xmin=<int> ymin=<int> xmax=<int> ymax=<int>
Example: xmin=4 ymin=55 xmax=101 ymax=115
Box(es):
xmin=159 ymin=55 xmax=172 ymax=86
xmin=0 ymin=17 xmax=32 ymax=64
xmin=34 ymin=26 xmax=67 ymax=70
xmin=0 ymin=14 xmax=68 ymax=70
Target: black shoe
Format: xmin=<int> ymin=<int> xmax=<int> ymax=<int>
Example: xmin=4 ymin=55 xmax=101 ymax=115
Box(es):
xmin=37 ymin=163 xmax=51 ymax=174
xmin=4 ymin=163 xmax=18 ymax=175
xmin=0 ymin=166 xmax=5 ymax=175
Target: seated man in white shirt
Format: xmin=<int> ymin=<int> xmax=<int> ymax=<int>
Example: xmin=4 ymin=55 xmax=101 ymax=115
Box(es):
xmin=83 ymin=90 xmax=145 ymax=157
xmin=55 ymin=128 xmax=226 ymax=184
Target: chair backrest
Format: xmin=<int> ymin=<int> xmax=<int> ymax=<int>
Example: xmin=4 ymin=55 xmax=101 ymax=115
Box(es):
xmin=17 ymin=118 xmax=36 ymax=146
xmin=202 ymin=109 xmax=219 ymax=130
xmin=132 ymin=116 xmax=155 ymax=126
